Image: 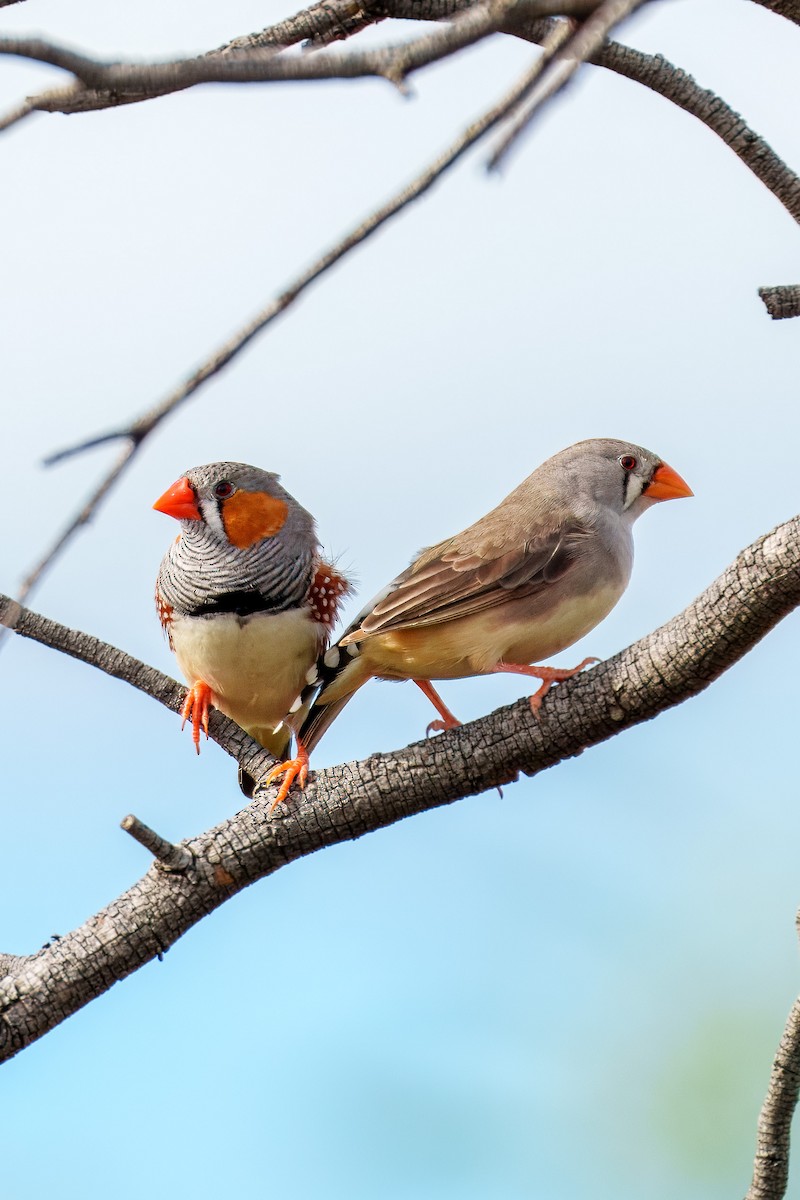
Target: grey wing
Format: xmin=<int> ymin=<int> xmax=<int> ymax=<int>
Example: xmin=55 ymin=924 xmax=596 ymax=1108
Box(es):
xmin=351 ymin=523 xmax=592 ymax=639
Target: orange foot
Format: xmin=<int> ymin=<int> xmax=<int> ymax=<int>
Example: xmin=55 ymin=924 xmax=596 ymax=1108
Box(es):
xmin=413 ymin=678 xmax=462 ymax=736
xmin=496 ymin=657 xmax=600 ymax=715
xmin=264 ymin=739 xmax=310 ymax=814
xmin=181 ymin=680 xmax=213 ymax=753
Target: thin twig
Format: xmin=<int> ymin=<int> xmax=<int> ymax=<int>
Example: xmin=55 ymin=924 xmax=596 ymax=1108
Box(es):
xmin=16 ymin=441 xmax=137 ymax=605
xmin=42 ymin=430 xmax=134 ymax=467
xmin=487 ymin=0 xmax=649 ymax=170
xmin=0 ymin=96 xmax=36 ymax=134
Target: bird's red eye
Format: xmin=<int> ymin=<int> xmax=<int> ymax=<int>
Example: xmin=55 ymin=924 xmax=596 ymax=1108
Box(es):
xmin=214 ymin=480 xmax=234 ymax=499
xmin=619 ymin=455 xmax=637 ymax=472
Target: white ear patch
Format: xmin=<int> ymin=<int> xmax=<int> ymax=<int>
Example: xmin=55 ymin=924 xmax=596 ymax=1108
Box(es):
xmin=624 ymin=473 xmax=646 ymax=510
xmin=199 ymin=496 xmax=227 ymax=538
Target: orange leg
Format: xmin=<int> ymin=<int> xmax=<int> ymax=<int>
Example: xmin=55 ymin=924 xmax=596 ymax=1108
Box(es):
xmin=496 ymin=657 xmax=599 ymax=714
xmin=180 ymin=680 xmax=213 ymax=753
xmin=413 ymin=679 xmax=462 ymax=736
xmin=263 ymin=737 xmax=310 ymax=814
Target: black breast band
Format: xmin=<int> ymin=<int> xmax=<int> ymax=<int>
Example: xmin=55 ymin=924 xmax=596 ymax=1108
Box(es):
xmin=188 ymin=590 xmax=281 ymax=618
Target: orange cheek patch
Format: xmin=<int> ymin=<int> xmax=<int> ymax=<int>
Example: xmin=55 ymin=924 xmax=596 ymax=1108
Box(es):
xmin=222 ymin=490 xmax=289 ymax=549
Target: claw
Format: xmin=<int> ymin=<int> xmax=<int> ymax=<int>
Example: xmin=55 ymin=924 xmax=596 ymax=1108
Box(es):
xmin=426 ymin=716 xmax=460 ymax=736
xmin=263 ymin=740 xmax=310 ymax=813
xmin=180 ymin=680 xmax=213 ymax=753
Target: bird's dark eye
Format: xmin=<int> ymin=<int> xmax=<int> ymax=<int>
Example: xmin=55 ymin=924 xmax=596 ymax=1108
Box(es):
xmin=213 ymin=480 xmax=235 ymax=499
xmin=619 ymin=455 xmax=637 ymax=472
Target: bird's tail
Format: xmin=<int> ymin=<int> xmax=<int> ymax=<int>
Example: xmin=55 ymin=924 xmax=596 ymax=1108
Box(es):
xmin=296 ymin=643 xmax=371 ymax=755
xmin=238 ymin=721 xmax=294 ymax=799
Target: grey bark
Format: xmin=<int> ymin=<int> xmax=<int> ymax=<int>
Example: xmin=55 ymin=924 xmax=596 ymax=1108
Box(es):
xmin=759 ymin=285 xmax=800 ymax=319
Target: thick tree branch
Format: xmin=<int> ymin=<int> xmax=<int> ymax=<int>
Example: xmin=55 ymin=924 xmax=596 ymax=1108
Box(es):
xmin=1 ymin=514 xmax=800 ymax=1061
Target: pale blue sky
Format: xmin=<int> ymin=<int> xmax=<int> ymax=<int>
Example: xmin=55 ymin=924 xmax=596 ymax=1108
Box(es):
xmin=2 ymin=2 xmax=800 ymax=1197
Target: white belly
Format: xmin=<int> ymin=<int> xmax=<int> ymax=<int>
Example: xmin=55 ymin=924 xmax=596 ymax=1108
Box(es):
xmin=171 ymin=607 xmax=321 ymax=742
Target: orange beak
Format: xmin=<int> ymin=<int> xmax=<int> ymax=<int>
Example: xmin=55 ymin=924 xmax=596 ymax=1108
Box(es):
xmin=153 ymin=476 xmax=201 ymax=521
xmin=646 ymin=462 xmax=693 ymax=502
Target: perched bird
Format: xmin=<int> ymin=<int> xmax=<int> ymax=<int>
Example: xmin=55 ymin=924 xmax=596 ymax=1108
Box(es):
xmin=298 ymin=438 xmax=692 ymax=752
xmin=153 ymin=462 xmax=351 ymax=806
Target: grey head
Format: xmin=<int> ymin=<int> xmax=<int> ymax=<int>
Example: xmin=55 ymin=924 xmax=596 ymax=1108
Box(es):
xmin=154 ymin=461 xmax=318 ymax=615
xmin=501 ymin=438 xmax=693 ymax=535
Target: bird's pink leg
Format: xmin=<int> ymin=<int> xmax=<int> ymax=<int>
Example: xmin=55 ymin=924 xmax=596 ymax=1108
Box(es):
xmin=180 ymin=680 xmax=213 ymax=752
xmin=496 ymin=657 xmax=599 ymax=714
xmin=264 ymin=738 xmax=310 ymax=813
xmin=413 ymin=679 xmax=462 ymax=736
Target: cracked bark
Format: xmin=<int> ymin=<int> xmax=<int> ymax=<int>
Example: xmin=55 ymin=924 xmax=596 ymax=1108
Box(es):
xmin=759 ymin=285 xmax=800 ymax=319
xmin=1 ymin=513 xmax=799 ymax=1062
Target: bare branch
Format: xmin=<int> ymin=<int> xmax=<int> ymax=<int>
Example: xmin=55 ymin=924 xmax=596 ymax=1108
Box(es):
xmin=745 ymin=902 xmax=800 ymax=1199
xmin=9 ymin=1 xmax=799 ymax=611
xmin=2 ymin=513 xmax=800 ymax=1059
xmin=592 ymin=40 xmax=800 ymax=226
xmin=488 ymin=0 xmax=648 ymax=170
xmin=7 ymin=5 xmax=794 ymax=228
xmin=750 ymin=0 xmax=800 ymax=25
xmin=759 ymin=285 xmax=800 ymax=319
xmin=42 ymin=430 xmax=134 ymax=467
xmin=746 ymin=993 xmax=800 ymax=1200
xmin=16 ymin=40 xmax=562 ymax=606
xmin=218 ymin=0 xmax=391 ymax=51
xmin=0 ymin=0 xmax=597 ymax=108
